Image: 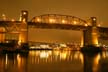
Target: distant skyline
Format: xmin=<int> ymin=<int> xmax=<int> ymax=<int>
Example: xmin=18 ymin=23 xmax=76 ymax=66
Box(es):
xmin=0 ymin=0 xmax=108 ymax=43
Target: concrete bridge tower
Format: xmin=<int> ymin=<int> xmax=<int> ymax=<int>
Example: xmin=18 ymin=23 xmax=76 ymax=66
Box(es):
xmin=18 ymin=10 xmax=28 ymax=45
xmin=83 ymin=17 xmax=98 ymax=47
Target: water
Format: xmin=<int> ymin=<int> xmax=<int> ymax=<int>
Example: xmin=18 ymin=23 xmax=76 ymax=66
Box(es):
xmin=0 ymin=50 xmax=108 ymax=72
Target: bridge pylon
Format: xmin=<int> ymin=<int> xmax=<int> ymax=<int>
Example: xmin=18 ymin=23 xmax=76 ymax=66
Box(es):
xmin=18 ymin=10 xmax=28 ymax=45
xmin=83 ymin=17 xmax=99 ymax=47
xmin=0 ymin=27 xmax=5 ymax=43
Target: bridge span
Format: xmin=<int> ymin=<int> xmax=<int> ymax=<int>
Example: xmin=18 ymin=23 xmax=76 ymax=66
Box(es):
xmin=0 ymin=10 xmax=108 ymax=47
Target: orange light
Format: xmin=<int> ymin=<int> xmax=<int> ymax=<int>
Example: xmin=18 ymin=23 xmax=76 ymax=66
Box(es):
xmin=97 ymin=24 xmax=100 ymax=27
xmin=84 ymin=24 xmax=88 ymax=27
xmin=73 ymin=21 xmax=77 ymax=24
xmin=49 ymin=19 xmax=55 ymax=23
xmin=93 ymin=18 xmax=96 ymax=21
xmin=11 ymin=19 xmax=15 ymax=22
xmin=36 ymin=18 xmax=41 ymax=22
xmin=2 ymin=14 xmax=6 ymax=21
xmin=62 ymin=20 xmax=66 ymax=23
xmin=23 ymin=12 xmax=27 ymax=15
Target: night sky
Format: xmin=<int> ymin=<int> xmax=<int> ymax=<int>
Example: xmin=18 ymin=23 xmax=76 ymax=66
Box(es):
xmin=0 ymin=0 xmax=108 ymax=43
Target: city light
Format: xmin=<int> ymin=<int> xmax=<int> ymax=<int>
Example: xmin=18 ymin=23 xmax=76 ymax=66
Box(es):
xmin=73 ymin=21 xmax=77 ymax=24
xmin=40 ymin=51 xmax=49 ymax=58
xmin=84 ymin=24 xmax=88 ymax=27
xmin=62 ymin=20 xmax=66 ymax=23
xmin=49 ymin=18 xmax=55 ymax=23
xmin=97 ymin=24 xmax=101 ymax=27
xmin=11 ymin=19 xmax=15 ymax=22
xmin=23 ymin=12 xmax=27 ymax=15
xmin=2 ymin=14 xmax=6 ymax=20
xmin=93 ymin=17 xmax=96 ymax=21
xmin=36 ymin=18 xmax=41 ymax=22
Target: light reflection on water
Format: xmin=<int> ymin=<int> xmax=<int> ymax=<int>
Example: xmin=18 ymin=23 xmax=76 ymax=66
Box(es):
xmin=28 ymin=50 xmax=83 ymax=64
xmin=0 ymin=50 xmax=108 ymax=72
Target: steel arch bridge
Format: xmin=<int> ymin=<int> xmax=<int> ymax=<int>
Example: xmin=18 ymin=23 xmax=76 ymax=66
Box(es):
xmin=28 ymin=14 xmax=90 ymax=30
xmin=31 ymin=14 xmax=88 ymax=26
xmin=0 ymin=14 xmax=107 ymax=38
xmin=0 ymin=10 xmax=108 ymax=47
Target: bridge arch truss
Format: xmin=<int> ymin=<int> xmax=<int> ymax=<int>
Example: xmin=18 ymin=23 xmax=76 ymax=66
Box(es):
xmin=31 ymin=14 xmax=88 ymax=26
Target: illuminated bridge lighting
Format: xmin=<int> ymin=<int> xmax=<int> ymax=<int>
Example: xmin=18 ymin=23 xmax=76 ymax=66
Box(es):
xmin=73 ymin=21 xmax=77 ymax=25
xmin=11 ymin=19 xmax=15 ymax=22
xmin=49 ymin=18 xmax=55 ymax=23
xmin=62 ymin=19 xmax=66 ymax=24
xmin=36 ymin=17 xmax=41 ymax=22
xmin=2 ymin=14 xmax=6 ymax=21
xmin=31 ymin=14 xmax=87 ymax=26
xmin=84 ymin=24 xmax=88 ymax=27
xmin=97 ymin=24 xmax=101 ymax=27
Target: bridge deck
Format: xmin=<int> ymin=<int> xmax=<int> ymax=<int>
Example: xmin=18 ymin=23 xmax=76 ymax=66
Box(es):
xmin=0 ymin=21 xmax=108 ymax=33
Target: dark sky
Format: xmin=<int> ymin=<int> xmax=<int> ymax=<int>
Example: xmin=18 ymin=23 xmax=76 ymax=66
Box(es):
xmin=0 ymin=0 xmax=108 ymax=43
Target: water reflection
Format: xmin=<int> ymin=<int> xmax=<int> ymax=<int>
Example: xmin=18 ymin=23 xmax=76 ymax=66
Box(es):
xmin=83 ymin=51 xmax=108 ymax=72
xmin=0 ymin=51 xmax=108 ymax=72
xmin=98 ymin=51 xmax=108 ymax=72
xmin=83 ymin=53 xmax=99 ymax=72
xmin=29 ymin=50 xmax=83 ymax=64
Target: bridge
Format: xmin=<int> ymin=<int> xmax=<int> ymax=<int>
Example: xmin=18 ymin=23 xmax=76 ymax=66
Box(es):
xmin=0 ymin=10 xmax=108 ymax=47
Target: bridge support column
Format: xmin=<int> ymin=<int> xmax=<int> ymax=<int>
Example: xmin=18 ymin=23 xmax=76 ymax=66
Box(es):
xmin=81 ymin=32 xmax=84 ymax=47
xmin=83 ymin=17 xmax=98 ymax=47
xmin=19 ymin=10 xmax=28 ymax=45
xmin=0 ymin=27 xmax=5 ymax=42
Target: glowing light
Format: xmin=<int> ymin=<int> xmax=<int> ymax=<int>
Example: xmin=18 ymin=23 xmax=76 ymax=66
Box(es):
xmin=60 ymin=51 xmax=68 ymax=60
xmin=92 ymin=37 xmax=98 ymax=46
xmin=92 ymin=28 xmax=98 ymax=46
xmin=6 ymin=41 xmax=9 ymax=43
xmin=22 ymin=18 xmax=26 ymax=23
xmin=11 ymin=19 xmax=15 ymax=22
xmin=74 ymin=53 xmax=78 ymax=59
xmin=62 ymin=20 xmax=66 ymax=23
xmin=80 ymin=53 xmax=84 ymax=64
xmin=60 ymin=53 xmax=67 ymax=60
xmin=23 ymin=12 xmax=27 ymax=15
xmin=93 ymin=18 xmax=96 ymax=21
xmin=102 ymin=52 xmax=106 ymax=58
xmin=94 ymin=54 xmax=100 ymax=65
xmin=73 ymin=21 xmax=77 ymax=24
xmin=40 ymin=51 xmax=49 ymax=58
xmin=93 ymin=54 xmax=100 ymax=71
xmin=2 ymin=14 xmax=5 ymax=17
xmin=40 ymin=44 xmax=51 ymax=49
xmin=87 ymin=22 xmax=91 ymax=26
xmin=36 ymin=18 xmax=41 ymax=22
xmin=80 ymin=36 xmax=84 ymax=47
xmin=17 ymin=54 xmax=21 ymax=68
xmin=53 ymin=51 xmax=60 ymax=56
xmin=5 ymin=54 xmax=8 ymax=65
xmin=49 ymin=19 xmax=55 ymax=23
xmin=84 ymin=24 xmax=88 ymax=27
xmin=97 ymin=24 xmax=101 ymax=27
xmin=18 ymin=37 xmax=22 ymax=45
xmin=60 ymin=43 xmax=67 ymax=48
xmin=2 ymin=14 xmax=6 ymax=20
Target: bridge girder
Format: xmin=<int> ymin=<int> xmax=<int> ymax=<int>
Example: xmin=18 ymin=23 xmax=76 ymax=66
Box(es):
xmin=0 ymin=21 xmax=108 ymax=39
xmin=31 ymin=14 xmax=88 ymax=26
